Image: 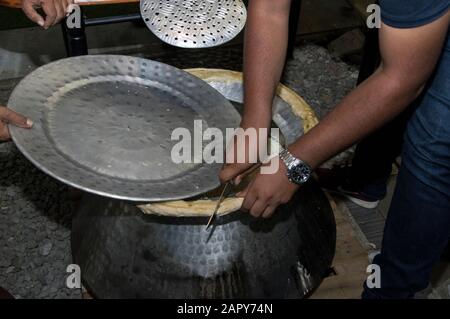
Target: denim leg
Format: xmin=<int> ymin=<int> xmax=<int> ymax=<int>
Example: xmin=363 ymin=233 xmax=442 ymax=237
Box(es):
xmin=362 ymin=93 xmax=450 ymax=299
xmin=362 ymin=162 xmax=450 ymax=298
xmin=349 ymin=108 xmax=413 ymax=200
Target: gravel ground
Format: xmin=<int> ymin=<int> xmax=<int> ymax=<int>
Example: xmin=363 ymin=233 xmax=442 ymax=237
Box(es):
xmin=284 ymin=45 xmax=359 ymax=121
xmin=0 ymin=142 xmax=79 ymax=298
xmin=283 ymin=45 xmax=359 ymax=167
xmin=0 ymin=44 xmax=358 ymax=298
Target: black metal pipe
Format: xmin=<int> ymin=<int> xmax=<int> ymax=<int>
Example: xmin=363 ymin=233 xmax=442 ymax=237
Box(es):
xmin=84 ymin=13 xmax=142 ymax=27
xmin=61 ymin=6 xmax=88 ymax=56
xmin=287 ymin=0 xmax=302 ymax=59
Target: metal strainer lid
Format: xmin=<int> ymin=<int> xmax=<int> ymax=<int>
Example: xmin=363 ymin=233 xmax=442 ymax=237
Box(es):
xmin=140 ymin=0 xmax=247 ymax=49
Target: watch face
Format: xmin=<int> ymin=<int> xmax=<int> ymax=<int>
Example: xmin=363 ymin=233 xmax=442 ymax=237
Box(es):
xmin=288 ymin=163 xmax=311 ymax=184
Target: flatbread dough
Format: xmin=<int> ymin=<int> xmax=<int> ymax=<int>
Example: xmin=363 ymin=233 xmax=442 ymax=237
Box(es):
xmin=138 ymin=197 xmax=244 ymax=217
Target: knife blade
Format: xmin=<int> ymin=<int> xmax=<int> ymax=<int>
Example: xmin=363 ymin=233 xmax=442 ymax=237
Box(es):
xmin=205 ymin=181 xmax=231 ymax=229
xmin=205 ymin=163 xmax=262 ymax=230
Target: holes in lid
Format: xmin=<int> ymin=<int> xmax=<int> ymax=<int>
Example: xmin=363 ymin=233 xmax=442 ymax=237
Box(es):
xmin=141 ymin=0 xmax=246 ymax=47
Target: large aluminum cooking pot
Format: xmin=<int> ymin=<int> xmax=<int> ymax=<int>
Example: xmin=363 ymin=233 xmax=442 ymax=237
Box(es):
xmin=72 ymin=181 xmax=335 ymax=298
xmin=71 ymin=69 xmax=336 ymax=298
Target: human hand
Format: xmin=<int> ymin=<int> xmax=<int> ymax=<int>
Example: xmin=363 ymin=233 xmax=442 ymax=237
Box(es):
xmin=237 ymin=156 xmax=299 ymax=218
xmin=22 ymin=0 xmax=73 ymax=29
xmin=219 ymin=113 xmax=272 ymax=185
xmin=0 ymin=107 xmax=33 ymax=142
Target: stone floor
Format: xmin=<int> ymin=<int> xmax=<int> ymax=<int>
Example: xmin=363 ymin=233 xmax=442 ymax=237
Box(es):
xmin=0 ymin=142 xmax=79 ymax=299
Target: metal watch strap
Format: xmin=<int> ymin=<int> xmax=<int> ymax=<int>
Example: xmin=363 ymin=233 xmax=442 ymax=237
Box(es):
xmin=279 ymin=149 xmax=297 ymax=168
xmin=279 ymin=149 xmax=311 ymax=171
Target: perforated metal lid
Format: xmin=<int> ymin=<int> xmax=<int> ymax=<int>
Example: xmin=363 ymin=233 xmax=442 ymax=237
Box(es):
xmin=140 ymin=0 xmax=247 ymax=48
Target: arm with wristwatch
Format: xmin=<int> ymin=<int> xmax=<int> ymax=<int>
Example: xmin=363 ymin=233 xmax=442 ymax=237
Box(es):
xmin=219 ymin=0 xmax=450 ymax=218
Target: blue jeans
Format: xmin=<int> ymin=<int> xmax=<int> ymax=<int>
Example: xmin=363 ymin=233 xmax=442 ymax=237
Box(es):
xmin=362 ymin=86 xmax=450 ymax=298
xmin=349 ymin=108 xmax=412 ymax=201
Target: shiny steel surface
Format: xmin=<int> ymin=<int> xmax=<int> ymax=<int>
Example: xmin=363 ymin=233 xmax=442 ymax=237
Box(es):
xmin=202 ymin=79 xmax=304 ymax=145
xmin=8 ymin=55 xmax=240 ymax=202
xmin=72 ymin=180 xmax=336 ymax=298
xmin=140 ymin=0 xmax=247 ymax=48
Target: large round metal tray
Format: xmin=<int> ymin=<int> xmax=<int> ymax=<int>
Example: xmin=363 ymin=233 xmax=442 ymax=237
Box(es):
xmin=140 ymin=0 xmax=247 ymax=48
xmin=8 ymin=55 xmax=241 ymax=202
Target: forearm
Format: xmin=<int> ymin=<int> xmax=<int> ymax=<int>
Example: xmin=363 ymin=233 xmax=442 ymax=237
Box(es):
xmin=242 ymin=0 xmax=291 ymax=127
xmin=290 ymin=15 xmax=450 ymax=169
xmin=291 ymin=68 xmax=423 ymax=169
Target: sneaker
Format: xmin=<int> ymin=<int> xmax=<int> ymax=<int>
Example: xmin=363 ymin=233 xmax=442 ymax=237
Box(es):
xmin=315 ymin=167 xmax=380 ymax=209
xmin=337 ymin=184 xmax=380 ymax=209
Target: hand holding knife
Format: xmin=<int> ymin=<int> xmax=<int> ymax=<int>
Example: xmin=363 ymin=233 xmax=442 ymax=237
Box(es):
xmin=206 ymin=163 xmax=261 ymax=229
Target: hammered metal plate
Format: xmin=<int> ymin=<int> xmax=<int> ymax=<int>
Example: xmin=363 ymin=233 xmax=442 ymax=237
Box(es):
xmin=197 ymin=75 xmax=305 ymax=145
xmin=8 ymin=55 xmax=240 ymax=202
xmin=140 ymin=0 xmax=247 ymax=48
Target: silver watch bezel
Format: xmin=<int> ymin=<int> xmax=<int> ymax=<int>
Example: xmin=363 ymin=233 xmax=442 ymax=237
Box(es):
xmin=279 ymin=149 xmax=312 ymax=185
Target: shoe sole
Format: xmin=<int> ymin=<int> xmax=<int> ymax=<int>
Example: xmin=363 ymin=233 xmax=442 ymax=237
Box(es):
xmin=327 ymin=186 xmax=380 ymax=209
xmin=344 ymin=194 xmax=379 ymax=209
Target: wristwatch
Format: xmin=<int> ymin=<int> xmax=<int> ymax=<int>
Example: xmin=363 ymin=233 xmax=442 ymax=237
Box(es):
xmin=279 ymin=149 xmax=312 ymax=185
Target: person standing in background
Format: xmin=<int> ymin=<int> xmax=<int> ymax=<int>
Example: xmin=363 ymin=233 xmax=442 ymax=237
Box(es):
xmin=220 ymin=0 xmax=450 ymax=298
